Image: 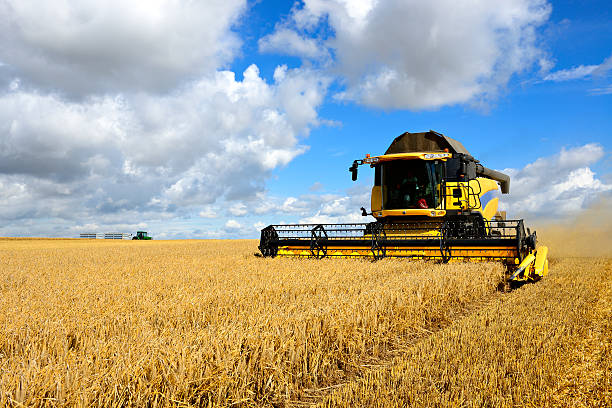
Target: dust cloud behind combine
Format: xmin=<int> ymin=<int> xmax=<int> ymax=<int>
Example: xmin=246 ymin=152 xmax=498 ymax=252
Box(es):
xmin=534 ymin=198 xmax=612 ymax=258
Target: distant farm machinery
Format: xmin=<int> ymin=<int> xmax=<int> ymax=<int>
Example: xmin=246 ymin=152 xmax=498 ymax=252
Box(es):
xmin=132 ymin=231 xmax=152 ymax=240
xmin=79 ymin=231 xmax=152 ymax=240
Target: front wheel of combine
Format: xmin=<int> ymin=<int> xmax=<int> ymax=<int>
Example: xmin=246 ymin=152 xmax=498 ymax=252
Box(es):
xmin=259 ymin=226 xmax=279 ymax=258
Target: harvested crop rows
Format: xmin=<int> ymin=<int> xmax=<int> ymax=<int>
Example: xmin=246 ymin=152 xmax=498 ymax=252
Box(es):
xmin=0 ymin=238 xmax=610 ymax=407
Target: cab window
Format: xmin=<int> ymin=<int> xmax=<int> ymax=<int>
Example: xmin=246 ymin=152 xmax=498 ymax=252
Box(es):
xmin=382 ymin=160 xmax=442 ymax=209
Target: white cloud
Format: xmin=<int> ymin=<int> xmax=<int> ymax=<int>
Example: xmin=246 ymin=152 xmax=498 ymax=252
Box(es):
xmin=265 ymin=0 xmax=551 ymax=109
xmin=592 ymin=54 xmax=612 ymax=77
xmin=589 ymin=86 xmax=612 ymax=95
xmin=0 ymin=1 xmax=336 ymax=238
xmin=0 ymin=0 xmax=246 ymax=95
xmin=500 ymin=144 xmax=612 ymax=218
xmin=229 ymin=203 xmax=248 ymax=217
xmin=299 ymin=211 xmax=365 ymax=225
xmin=543 ymin=65 xmax=598 ymax=81
xmin=320 ymin=197 xmax=352 ymax=217
xmin=281 ymin=196 xmax=311 ymax=213
xmin=259 ymin=28 xmax=328 ymax=59
xmin=250 ymin=184 xmax=372 ymax=226
xmin=224 ymin=219 xmax=242 ymax=230
xmin=0 ymin=64 xmax=329 ymax=235
xmin=544 ymin=53 xmax=612 ymax=82
xmin=297 ymin=186 xmax=372 ymax=224
xmin=0 ymin=92 xmax=128 ymax=181
xmin=199 ymin=207 xmax=217 ymax=219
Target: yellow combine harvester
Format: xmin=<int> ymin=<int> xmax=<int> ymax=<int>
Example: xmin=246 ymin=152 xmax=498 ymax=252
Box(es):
xmin=259 ymin=131 xmax=548 ymax=283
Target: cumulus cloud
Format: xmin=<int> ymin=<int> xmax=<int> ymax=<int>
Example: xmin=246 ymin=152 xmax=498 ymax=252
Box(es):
xmin=0 ymin=64 xmax=329 ymax=236
xmin=199 ymin=207 xmax=217 ymax=219
xmin=0 ymin=0 xmax=246 ymax=96
xmin=229 ymin=203 xmax=248 ymax=217
xmin=222 ymin=218 xmax=263 ymax=236
xmin=253 ymin=221 xmax=266 ymax=231
xmin=0 ymin=1 xmax=336 ymax=237
xmin=224 ymin=219 xmax=242 ymax=230
xmin=500 ymin=144 xmax=612 ymax=218
xmin=259 ymin=28 xmax=328 ymax=59
xmin=263 ymin=0 xmax=551 ymax=109
xmin=250 ymin=184 xmax=372 ymax=225
xmin=298 ymin=209 xmax=364 ymax=225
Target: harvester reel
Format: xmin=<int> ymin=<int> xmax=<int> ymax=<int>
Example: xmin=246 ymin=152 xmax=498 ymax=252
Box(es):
xmin=446 ymin=217 xmax=486 ymax=239
xmin=310 ymin=225 xmax=328 ymax=259
xmin=258 ymin=226 xmax=279 ymax=258
xmin=370 ymin=223 xmax=386 ymax=260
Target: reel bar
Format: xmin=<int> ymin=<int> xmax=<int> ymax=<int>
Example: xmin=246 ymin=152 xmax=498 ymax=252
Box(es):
xmin=259 ymin=220 xmax=527 ymax=262
xmin=274 ymin=238 xmax=519 ymax=247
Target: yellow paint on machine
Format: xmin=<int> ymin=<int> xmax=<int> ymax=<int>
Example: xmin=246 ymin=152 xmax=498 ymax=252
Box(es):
xmin=371 ymin=185 xmax=382 ymax=213
xmin=534 ymin=246 xmax=549 ymax=277
xmin=482 ymin=197 xmax=499 ymax=222
xmin=509 ymin=246 xmax=549 ymax=282
xmin=277 ymin=246 xmax=519 ymax=260
xmin=371 ymin=175 xmax=501 ymax=221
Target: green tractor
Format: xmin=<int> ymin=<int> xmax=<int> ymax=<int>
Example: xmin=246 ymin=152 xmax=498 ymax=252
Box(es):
xmin=132 ymin=231 xmax=152 ymax=240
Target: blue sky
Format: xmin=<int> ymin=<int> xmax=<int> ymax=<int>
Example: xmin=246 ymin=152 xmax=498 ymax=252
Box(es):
xmin=0 ymin=0 xmax=610 ymax=238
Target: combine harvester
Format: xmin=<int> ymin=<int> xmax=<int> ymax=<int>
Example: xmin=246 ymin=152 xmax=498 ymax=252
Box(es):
xmin=258 ymin=131 xmax=548 ymax=283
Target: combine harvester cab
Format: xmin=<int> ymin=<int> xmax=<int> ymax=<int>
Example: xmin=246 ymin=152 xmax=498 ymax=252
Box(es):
xmin=259 ymin=131 xmax=548 ymax=283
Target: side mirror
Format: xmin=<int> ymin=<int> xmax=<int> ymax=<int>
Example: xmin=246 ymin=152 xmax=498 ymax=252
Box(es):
xmin=349 ymin=161 xmax=358 ymax=181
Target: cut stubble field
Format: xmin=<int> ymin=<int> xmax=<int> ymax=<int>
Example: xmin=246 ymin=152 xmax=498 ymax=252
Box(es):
xmin=0 ymin=233 xmax=610 ymax=407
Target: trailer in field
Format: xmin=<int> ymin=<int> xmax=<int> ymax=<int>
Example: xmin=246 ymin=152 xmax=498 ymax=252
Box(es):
xmin=80 ymin=233 xmax=131 ymax=240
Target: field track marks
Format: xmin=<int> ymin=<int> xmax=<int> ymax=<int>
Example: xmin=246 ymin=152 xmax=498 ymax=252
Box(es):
xmin=317 ymin=258 xmax=612 ymax=408
xmin=287 ymin=291 xmax=509 ymax=407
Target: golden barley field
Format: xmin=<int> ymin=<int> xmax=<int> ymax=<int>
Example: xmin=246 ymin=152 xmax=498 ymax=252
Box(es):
xmin=0 ymin=222 xmax=610 ymax=407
